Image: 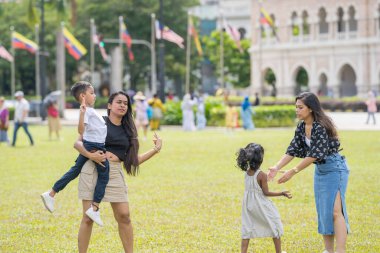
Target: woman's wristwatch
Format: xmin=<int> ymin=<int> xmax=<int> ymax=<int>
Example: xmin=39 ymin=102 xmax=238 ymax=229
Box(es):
xmin=292 ymin=167 xmax=300 ymax=173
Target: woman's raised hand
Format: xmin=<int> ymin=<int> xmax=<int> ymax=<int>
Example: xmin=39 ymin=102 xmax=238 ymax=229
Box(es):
xmin=153 ymin=132 xmax=162 ymax=151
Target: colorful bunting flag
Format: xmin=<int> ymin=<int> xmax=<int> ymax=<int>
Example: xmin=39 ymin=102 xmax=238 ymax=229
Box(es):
xmin=12 ymin=32 xmax=38 ymax=54
xmin=63 ymin=27 xmax=87 ymax=60
xmin=155 ymin=20 xmax=185 ymax=49
xmin=0 ymin=45 xmax=14 ymax=62
xmin=121 ymin=22 xmax=134 ymax=61
xmin=188 ymin=16 xmax=203 ymax=56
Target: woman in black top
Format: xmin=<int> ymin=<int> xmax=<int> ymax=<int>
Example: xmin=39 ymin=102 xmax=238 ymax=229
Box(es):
xmin=74 ymin=91 xmax=162 ymax=253
xmin=268 ymin=92 xmax=349 ymax=253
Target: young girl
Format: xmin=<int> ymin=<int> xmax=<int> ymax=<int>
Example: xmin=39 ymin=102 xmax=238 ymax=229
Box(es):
xmin=237 ymin=143 xmax=292 ymax=253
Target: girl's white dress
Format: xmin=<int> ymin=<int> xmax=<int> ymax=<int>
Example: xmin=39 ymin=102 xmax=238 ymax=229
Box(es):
xmin=241 ymin=169 xmax=284 ymax=239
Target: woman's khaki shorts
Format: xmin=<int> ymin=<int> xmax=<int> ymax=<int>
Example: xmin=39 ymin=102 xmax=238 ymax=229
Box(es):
xmin=78 ymin=160 xmax=128 ymax=202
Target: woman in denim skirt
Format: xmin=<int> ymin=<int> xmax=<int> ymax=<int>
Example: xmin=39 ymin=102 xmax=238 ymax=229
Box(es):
xmin=268 ymin=92 xmax=349 ymax=253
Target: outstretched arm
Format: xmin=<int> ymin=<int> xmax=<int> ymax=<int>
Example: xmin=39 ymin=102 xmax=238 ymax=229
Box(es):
xmin=267 ymin=154 xmax=294 ymax=180
xmin=277 ymin=157 xmax=316 ymax=184
xmin=260 ymin=172 xmax=292 ymax=198
xmin=138 ymin=132 xmax=162 ymax=165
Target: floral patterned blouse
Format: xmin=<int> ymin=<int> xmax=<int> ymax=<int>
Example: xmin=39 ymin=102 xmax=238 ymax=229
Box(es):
xmin=286 ymin=121 xmax=340 ymax=163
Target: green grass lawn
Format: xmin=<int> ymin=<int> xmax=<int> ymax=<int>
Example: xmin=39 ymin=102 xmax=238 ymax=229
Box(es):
xmin=0 ymin=125 xmax=379 ymax=252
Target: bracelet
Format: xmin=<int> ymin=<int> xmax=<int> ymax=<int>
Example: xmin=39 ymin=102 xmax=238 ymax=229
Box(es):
xmin=153 ymin=146 xmax=160 ymax=153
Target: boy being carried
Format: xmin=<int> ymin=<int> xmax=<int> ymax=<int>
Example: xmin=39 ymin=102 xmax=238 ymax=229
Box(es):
xmin=41 ymin=81 xmax=109 ymax=226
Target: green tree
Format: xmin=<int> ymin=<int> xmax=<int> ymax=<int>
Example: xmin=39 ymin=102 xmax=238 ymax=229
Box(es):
xmin=202 ymin=30 xmax=250 ymax=88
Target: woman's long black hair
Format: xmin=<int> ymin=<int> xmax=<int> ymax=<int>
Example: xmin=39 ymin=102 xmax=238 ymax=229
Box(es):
xmin=296 ymin=92 xmax=338 ymax=139
xmin=107 ymin=91 xmax=139 ymax=176
xmin=236 ymin=143 xmax=264 ymax=172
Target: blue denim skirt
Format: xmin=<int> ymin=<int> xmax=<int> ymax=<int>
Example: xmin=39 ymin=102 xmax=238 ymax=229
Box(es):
xmin=314 ymin=153 xmax=350 ymax=235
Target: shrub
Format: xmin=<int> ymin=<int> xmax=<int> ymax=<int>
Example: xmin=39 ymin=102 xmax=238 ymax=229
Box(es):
xmin=162 ymin=101 xmax=182 ymax=125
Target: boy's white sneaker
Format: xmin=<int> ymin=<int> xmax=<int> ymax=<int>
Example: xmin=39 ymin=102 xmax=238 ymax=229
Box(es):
xmin=40 ymin=192 xmax=55 ymax=213
xmin=85 ymin=206 xmax=103 ymax=226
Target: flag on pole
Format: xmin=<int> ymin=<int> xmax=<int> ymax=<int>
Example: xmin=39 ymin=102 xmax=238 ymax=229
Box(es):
xmin=223 ymin=18 xmax=243 ymax=53
xmin=63 ymin=27 xmax=87 ymax=60
xmin=0 ymin=45 xmax=14 ymax=62
xmin=259 ymin=7 xmax=274 ymax=27
xmin=92 ymin=25 xmax=108 ymax=61
xmin=188 ymin=16 xmax=203 ymax=56
xmin=155 ymin=20 xmax=185 ymax=49
xmin=12 ymin=32 xmax=38 ymax=54
xmin=259 ymin=6 xmax=279 ymax=40
xmin=121 ymin=22 xmax=134 ymax=61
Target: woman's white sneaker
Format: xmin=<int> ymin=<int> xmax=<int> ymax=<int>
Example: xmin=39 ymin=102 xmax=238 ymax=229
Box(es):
xmin=85 ymin=205 xmax=103 ymax=226
xmin=40 ymin=192 xmax=55 ymax=213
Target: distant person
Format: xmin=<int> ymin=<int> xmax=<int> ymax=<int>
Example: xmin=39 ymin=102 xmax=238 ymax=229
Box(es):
xmin=237 ymin=143 xmax=292 ymax=253
xmin=41 ymin=81 xmax=109 ymax=227
xmin=225 ymin=103 xmax=239 ymax=130
xmin=181 ymin=93 xmax=196 ymax=131
xmin=365 ymin=90 xmax=377 ymax=125
xmin=268 ymin=92 xmax=350 ymax=253
xmin=241 ymin=96 xmax=255 ymax=130
xmin=254 ymin=92 xmax=260 ymax=106
xmin=148 ymin=94 xmax=165 ymax=131
xmin=0 ymin=96 xmax=10 ymax=145
xmin=196 ymin=94 xmax=207 ymax=130
xmin=133 ymin=91 xmax=149 ymax=140
xmin=12 ymin=91 xmax=34 ymax=146
xmin=47 ymin=101 xmax=61 ymax=140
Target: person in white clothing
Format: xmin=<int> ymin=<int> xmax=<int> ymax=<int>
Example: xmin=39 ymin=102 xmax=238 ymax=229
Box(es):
xmin=12 ymin=91 xmax=34 ymax=146
xmin=181 ymin=93 xmax=196 ymax=131
xmin=41 ymin=81 xmax=108 ymax=226
xmin=236 ymin=143 xmax=292 ymax=253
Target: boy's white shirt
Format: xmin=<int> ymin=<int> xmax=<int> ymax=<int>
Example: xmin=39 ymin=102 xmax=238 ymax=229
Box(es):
xmin=83 ymin=107 xmax=107 ymax=143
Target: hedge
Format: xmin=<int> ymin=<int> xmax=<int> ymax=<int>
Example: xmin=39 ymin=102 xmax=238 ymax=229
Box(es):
xmin=161 ymin=100 xmax=296 ymax=128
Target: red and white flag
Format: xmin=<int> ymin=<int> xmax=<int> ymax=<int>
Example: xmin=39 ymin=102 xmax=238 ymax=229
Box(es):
xmin=0 ymin=45 xmax=14 ymax=62
xmin=223 ymin=18 xmax=243 ymax=53
xmin=155 ymin=20 xmax=184 ymax=49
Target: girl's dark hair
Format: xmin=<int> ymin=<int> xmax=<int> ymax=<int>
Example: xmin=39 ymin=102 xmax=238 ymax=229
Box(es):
xmin=71 ymin=81 xmax=92 ymax=102
xmin=296 ymin=92 xmax=338 ymax=139
xmin=107 ymin=91 xmax=139 ymax=176
xmin=236 ymin=143 xmax=264 ymax=172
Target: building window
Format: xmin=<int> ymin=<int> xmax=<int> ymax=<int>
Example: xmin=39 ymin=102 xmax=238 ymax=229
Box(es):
xmin=348 ymin=6 xmax=357 ymax=32
xmin=318 ymin=7 xmax=329 ymax=34
xmin=291 ymin=12 xmax=299 ymax=36
xmin=302 ymin=11 xmax=310 ymax=35
xmin=337 ymin=7 xmax=345 ymax=32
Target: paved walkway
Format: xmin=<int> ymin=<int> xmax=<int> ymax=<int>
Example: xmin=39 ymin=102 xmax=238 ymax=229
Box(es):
xmin=29 ymin=109 xmax=379 ymax=131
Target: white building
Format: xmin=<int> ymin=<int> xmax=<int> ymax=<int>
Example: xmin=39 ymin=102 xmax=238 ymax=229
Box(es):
xmin=249 ymin=0 xmax=380 ymax=97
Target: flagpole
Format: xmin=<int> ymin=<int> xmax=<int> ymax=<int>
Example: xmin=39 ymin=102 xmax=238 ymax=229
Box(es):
xmin=119 ymin=16 xmax=124 ymax=90
xmin=151 ymin=13 xmax=157 ymax=95
xmin=185 ymin=11 xmax=191 ymax=94
xmin=56 ymin=22 xmax=65 ymax=117
xmin=219 ymin=10 xmax=224 ymax=89
xmin=35 ymin=24 xmax=40 ymax=99
xmin=158 ymin=0 xmax=166 ymax=102
xmin=90 ymin=19 xmax=95 ymax=84
xmin=10 ymin=26 xmax=15 ymax=96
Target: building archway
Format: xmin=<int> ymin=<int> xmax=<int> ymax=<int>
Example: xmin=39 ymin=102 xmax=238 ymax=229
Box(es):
xmin=263 ymin=68 xmax=277 ymax=97
xmin=318 ymin=73 xmax=328 ymax=96
xmin=339 ymin=64 xmax=357 ymax=97
xmin=294 ymin=67 xmax=309 ymax=95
